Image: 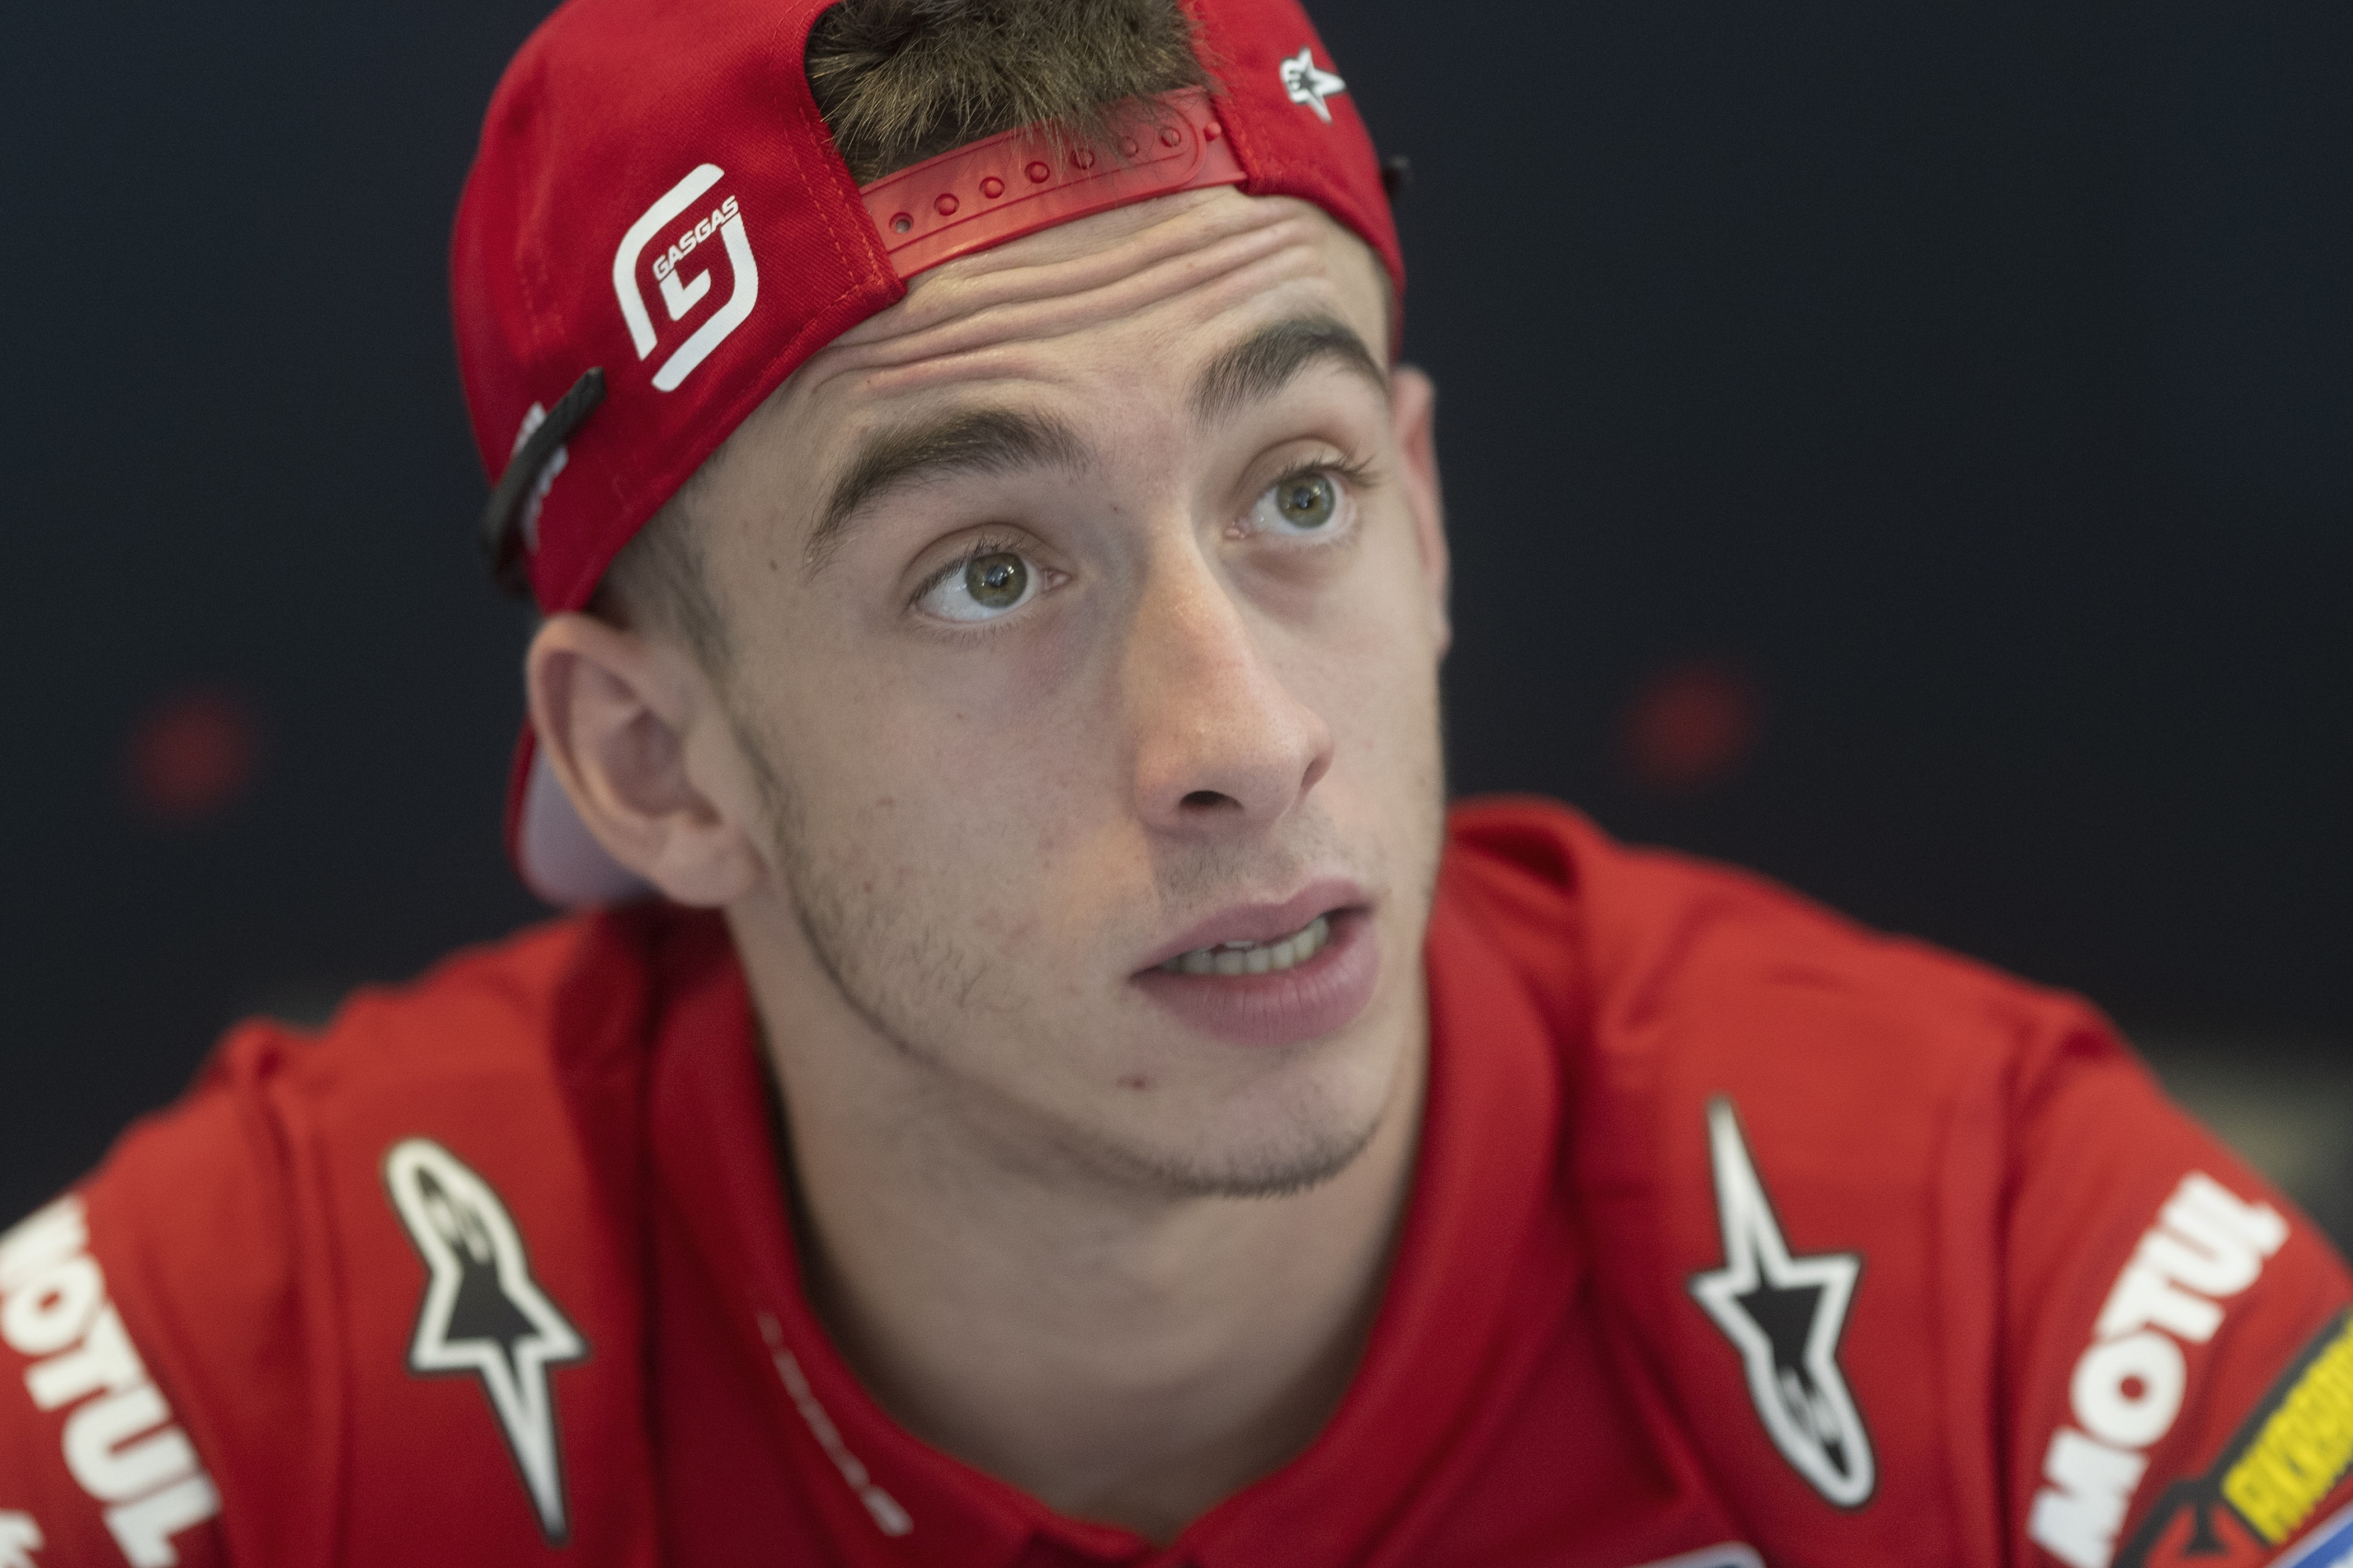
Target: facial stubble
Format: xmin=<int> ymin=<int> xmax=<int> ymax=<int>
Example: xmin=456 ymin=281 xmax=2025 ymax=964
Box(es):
xmin=723 ymin=698 xmax=1437 ymax=1203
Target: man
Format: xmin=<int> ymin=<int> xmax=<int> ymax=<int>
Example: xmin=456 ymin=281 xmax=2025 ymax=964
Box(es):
xmin=2 ymin=0 xmax=2348 ymax=1563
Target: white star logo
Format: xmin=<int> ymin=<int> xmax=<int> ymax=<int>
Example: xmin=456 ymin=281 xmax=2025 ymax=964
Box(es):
xmin=1688 ymin=1097 xmax=1877 ymax=1508
xmin=1278 ymin=47 xmax=1347 ymax=124
xmin=0 ymin=1513 xmax=40 ymax=1568
xmin=385 ymin=1139 xmax=588 ymax=1543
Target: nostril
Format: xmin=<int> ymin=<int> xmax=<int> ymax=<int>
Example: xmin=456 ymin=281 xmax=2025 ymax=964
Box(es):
xmin=1180 ymin=790 xmax=1235 ymax=810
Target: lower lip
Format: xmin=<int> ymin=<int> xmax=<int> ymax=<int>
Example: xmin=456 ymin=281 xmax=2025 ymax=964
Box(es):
xmin=1130 ymin=909 xmax=1380 ymax=1049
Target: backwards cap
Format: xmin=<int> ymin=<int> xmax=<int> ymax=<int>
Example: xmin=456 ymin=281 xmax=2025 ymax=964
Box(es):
xmin=452 ymin=0 xmax=1403 ymax=904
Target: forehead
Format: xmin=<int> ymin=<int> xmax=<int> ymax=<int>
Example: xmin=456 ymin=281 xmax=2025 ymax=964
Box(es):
xmin=707 ymin=188 xmax=1391 ymax=497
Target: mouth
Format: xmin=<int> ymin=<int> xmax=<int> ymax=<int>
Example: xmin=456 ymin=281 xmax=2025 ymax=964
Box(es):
xmin=1157 ymin=912 xmax=1333 ymax=977
xmin=1137 ymin=878 xmax=1366 ymax=973
xmin=1131 ymin=886 xmax=1380 ymax=1049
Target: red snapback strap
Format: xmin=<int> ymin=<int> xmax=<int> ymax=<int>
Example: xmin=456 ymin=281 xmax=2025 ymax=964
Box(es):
xmin=858 ymin=89 xmax=1245 ymax=280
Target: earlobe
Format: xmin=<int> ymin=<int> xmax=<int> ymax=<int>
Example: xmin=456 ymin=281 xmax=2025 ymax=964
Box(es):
xmin=525 ymin=613 xmax=766 ymax=908
xmin=1390 ymin=366 xmax=1451 ymax=656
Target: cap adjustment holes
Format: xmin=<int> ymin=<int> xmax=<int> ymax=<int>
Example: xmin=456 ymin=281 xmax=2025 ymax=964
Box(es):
xmin=891 ymin=212 xmax=912 ymax=233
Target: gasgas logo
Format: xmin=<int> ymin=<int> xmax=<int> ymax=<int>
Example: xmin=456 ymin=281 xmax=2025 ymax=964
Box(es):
xmin=612 ymin=164 xmax=760 ymax=392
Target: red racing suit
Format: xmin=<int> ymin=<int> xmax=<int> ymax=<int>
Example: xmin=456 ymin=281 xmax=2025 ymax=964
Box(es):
xmin=1 ymin=799 xmax=2348 ymax=1567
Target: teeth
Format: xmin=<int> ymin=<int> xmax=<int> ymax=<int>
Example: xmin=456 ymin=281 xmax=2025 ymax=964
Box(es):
xmin=1162 ymin=914 xmax=1332 ymax=976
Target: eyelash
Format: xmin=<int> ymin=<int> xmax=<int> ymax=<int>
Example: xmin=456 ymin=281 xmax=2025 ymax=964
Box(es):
xmin=907 ymin=529 xmax=1032 ymax=612
xmin=904 ymin=454 xmax=1377 ymax=616
xmin=1246 ymin=455 xmax=1380 ymax=536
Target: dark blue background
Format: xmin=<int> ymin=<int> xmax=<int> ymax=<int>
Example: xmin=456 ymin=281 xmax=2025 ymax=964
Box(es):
xmin=2 ymin=1 xmax=2347 ymax=1228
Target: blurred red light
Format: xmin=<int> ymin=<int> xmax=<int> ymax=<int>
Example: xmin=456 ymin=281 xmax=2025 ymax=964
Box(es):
xmin=125 ymin=687 xmax=264 ymax=825
xmin=1621 ymin=659 xmax=1763 ymax=795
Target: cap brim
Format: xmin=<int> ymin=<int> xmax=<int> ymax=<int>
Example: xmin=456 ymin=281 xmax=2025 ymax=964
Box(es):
xmin=504 ymin=727 xmax=657 ymax=908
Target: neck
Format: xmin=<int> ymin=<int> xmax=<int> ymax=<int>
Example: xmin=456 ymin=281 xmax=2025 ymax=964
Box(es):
xmin=731 ymin=902 xmax=1426 ymax=1544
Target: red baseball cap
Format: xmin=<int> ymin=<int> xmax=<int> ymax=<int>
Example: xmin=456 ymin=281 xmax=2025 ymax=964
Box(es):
xmin=452 ymin=0 xmax=1404 ymax=904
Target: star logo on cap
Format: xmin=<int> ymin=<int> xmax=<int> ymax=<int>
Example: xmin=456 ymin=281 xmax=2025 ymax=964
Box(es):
xmin=1279 ymin=48 xmax=1347 ymax=124
xmin=1688 ymin=1097 xmax=1877 ymax=1508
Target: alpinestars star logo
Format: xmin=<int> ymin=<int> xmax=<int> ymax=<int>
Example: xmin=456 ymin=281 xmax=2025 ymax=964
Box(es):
xmin=1278 ymin=48 xmax=1347 ymax=124
xmin=384 ymin=1139 xmax=588 ymax=1543
xmin=1688 ymin=1096 xmax=1876 ymax=1508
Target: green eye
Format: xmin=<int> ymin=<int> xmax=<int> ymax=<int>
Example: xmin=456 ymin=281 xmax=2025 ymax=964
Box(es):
xmin=1273 ymin=473 xmax=1337 ymax=529
xmin=918 ymin=544 xmax=1046 ymax=624
xmin=965 ymin=551 xmax=1028 ymax=608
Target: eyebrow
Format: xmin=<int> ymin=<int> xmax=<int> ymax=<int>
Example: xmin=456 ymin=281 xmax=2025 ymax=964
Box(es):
xmin=803 ymin=316 xmax=1387 ymax=574
xmin=806 ymin=406 xmax=1089 ymax=574
xmin=1188 ymin=315 xmax=1388 ymax=425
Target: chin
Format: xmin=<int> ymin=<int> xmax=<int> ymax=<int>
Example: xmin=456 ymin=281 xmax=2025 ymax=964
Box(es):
xmin=1144 ymin=1119 xmax=1384 ymax=1201
xmin=1076 ymin=1029 xmax=1406 ymax=1202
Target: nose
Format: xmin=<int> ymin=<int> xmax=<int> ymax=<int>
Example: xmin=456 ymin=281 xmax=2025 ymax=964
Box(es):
xmin=1125 ymin=547 xmax=1333 ymax=837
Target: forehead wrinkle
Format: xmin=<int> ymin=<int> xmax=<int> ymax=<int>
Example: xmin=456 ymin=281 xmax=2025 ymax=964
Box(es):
xmin=824 ymin=240 xmax=1333 ymax=411
xmin=804 ymin=406 xmax=1091 ymax=578
xmin=1188 ymin=316 xmax=1388 ymax=427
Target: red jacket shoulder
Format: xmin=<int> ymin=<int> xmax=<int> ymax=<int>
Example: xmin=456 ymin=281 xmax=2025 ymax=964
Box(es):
xmin=0 ymin=907 xmax=699 ymax=1566
xmin=1442 ymin=796 xmax=2353 ymax=1566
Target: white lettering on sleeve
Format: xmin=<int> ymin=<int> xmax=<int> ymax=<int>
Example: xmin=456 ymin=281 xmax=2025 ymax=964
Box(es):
xmin=2031 ymin=1428 xmax=2151 ymax=1568
xmin=0 ymin=1202 xmax=87 ymax=1291
xmin=63 ymin=1386 xmax=196 ymax=1503
xmin=106 ymin=1476 xmax=221 ymax=1568
xmin=2095 ymin=1259 xmax=2226 ymax=1344
xmin=2028 ymin=1170 xmax=2288 ymax=1568
xmin=2174 ymin=1173 xmax=2290 ymax=1257
xmin=0 ymin=1511 xmax=42 ymax=1568
xmin=0 ymin=1260 xmax=103 ymax=1361
xmin=27 ymin=1305 xmax=148 ymax=1412
xmin=0 ymin=1197 xmax=221 ymax=1566
xmin=2071 ymin=1331 xmax=2188 ymax=1450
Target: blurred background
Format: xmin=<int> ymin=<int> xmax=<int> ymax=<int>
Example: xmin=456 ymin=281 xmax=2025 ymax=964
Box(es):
xmin=2 ymin=1 xmax=2346 ymax=1238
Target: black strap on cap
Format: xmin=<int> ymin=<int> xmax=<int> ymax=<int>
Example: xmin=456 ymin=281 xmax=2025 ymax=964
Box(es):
xmin=478 ymin=366 xmax=606 ymax=599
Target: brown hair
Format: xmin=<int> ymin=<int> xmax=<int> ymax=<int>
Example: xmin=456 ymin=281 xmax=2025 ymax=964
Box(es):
xmin=601 ymin=0 xmax=1210 ymax=662
xmin=808 ymin=0 xmax=1209 ymax=184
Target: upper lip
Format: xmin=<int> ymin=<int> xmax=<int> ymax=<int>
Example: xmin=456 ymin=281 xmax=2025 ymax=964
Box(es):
xmin=1136 ymin=878 xmax=1369 ymax=973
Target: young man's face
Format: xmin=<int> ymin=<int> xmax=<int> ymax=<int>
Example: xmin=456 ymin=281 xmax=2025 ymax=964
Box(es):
xmin=683 ymin=187 xmax=1449 ymax=1196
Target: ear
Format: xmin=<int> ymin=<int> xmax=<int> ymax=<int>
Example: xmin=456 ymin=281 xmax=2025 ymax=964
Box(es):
xmin=1389 ymin=366 xmax=1451 ymax=657
xmin=525 ymin=612 xmax=766 ymax=907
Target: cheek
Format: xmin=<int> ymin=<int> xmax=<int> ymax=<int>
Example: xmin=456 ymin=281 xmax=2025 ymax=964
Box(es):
xmin=1305 ymin=574 xmax=1447 ymax=866
xmin=1313 ymin=525 xmax=1445 ymax=737
xmin=786 ymin=632 xmax=1108 ymax=922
